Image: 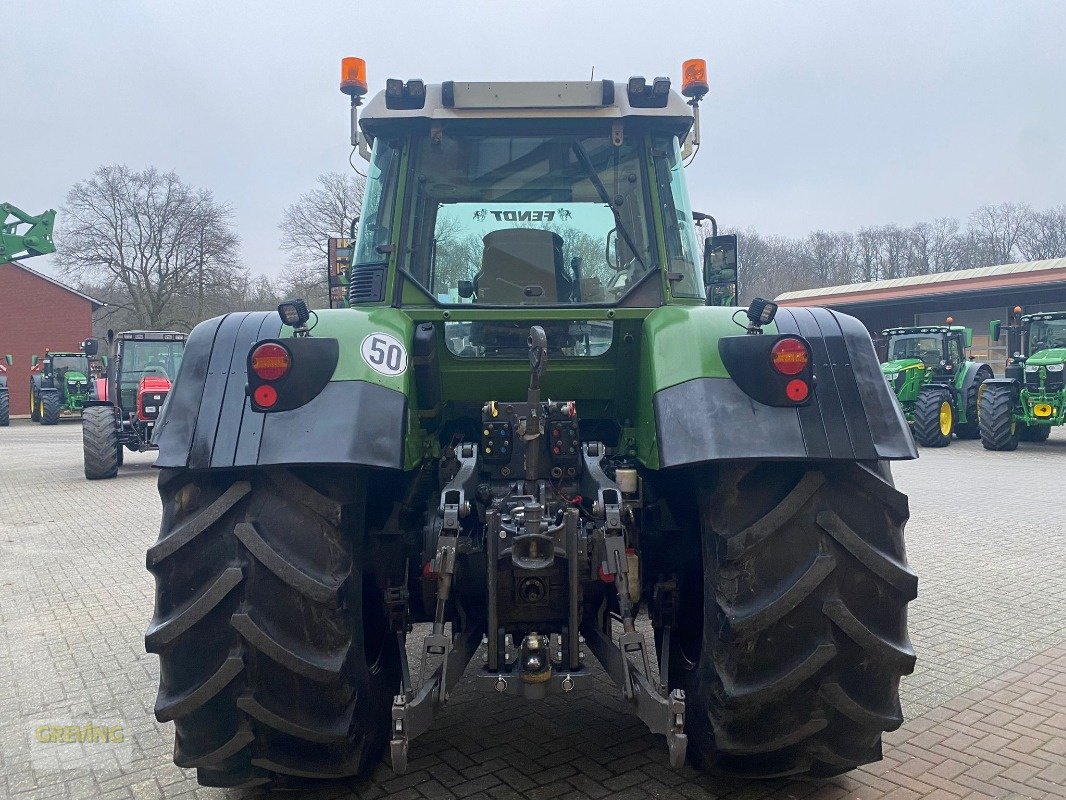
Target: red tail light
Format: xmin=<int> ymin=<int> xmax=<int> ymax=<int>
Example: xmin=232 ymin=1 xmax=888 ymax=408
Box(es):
xmin=253 ymin=384 xmax=278 ymax=408
xmin=786 ymin=379 xmax=810 ymax=402
xmin=770 ymin=338 xmax=809 ymax=376
xmin=250 ymin=343 xmax=291 ymax=381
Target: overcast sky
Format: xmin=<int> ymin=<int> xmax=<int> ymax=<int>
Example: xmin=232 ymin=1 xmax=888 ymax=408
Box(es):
xmin=4 ymin=1 xmax=1065 ymax=281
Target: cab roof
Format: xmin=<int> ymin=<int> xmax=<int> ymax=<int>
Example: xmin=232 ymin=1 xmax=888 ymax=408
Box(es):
xmin=1021 ymin=311 xmax=1066 ymax=322
xmin=881 ymin=325 xmax=967 ymax=336
xmin=118 ymin=330 xmax=186 ymax=340
xmin=359 ymin=80 xmax=695 ymax=137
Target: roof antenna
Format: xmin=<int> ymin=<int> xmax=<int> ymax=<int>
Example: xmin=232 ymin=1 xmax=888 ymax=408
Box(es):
xmin=590 ymin=66 xmax=595 ymax=80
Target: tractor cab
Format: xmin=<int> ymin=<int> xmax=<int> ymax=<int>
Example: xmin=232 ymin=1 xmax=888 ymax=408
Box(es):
xmin=108 ymin=332 xmax=185 ymax=418
xmin=880 ymin=325 xmax=970 ymax=386
xmin=80 ymin=331 xmax=186 ymax=479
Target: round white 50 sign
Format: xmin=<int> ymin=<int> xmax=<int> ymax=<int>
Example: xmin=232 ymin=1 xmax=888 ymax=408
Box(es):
xmin=360 ymin=332 xmax=408 ymax=376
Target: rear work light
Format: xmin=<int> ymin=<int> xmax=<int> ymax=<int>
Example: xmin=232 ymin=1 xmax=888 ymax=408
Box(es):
xmin=770 ymin=337 xmax=809 ymax=376
xmin=250 ymin=343 xmax=291 ymax=381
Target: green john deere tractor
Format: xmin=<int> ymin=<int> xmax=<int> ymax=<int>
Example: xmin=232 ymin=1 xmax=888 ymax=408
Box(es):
xmin=979 ymin=310 xmax=1066 ymax=450
xmin=29 ymin=350 xmax=92 ymax=425
xmin=880 ymin=324 xmax=993 ymax=447
xmin=146 ymin=60 xmax=918 ymax=789
xmin=0 ymin=354 xmax=11 ymax=426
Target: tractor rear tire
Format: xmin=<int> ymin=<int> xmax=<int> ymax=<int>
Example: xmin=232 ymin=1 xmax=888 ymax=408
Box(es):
xmin=656 ymin=461 xmax=916 ymax=778
xmin=83 ymin=406 xmax=120 ymax=479
xmin=40 ymin=391 xmax=61 ymax=425
xmin=1020 ymin=424 xmax=1051 ymax=442
xmin=912 ymin=387 xmax=953 ymax=447
xmin=0 ymin=390 xmax=8 ymax=427
xmin=30 ymin=387 xmax=40 ymax=421
xmin=146 ymin=467 xmax=400 ymax=789
xmin=979 ymin=384 xmax=1019 ymax=451
xmin=954 ymin=367 xmax=994 ymax=439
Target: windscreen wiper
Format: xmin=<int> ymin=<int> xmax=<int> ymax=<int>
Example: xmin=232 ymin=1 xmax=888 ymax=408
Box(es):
xmin=570 ymin=141 xmax=647 ymax=271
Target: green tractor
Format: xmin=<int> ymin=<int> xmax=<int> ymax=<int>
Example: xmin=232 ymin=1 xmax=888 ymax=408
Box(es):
xmin=29 ymin=350 xmax=92 ymax=425
xmin=879 ymin=323 xmax=993 ymax=447
xmin=979 ymin=309 xmax=1066 ymax=450
xmin=0 ymin=354 xmax=11 ymax=426
xmin=146 ymin=60 xmax=918 ymax=789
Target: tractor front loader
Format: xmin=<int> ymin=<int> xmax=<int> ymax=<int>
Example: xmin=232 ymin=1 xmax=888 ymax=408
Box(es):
xmin=146 ymin=60 xmax=918 ymax=790
xmin=980 ymin=309 xmax=1066 ymax=450
xmin=0 ymin=203 xmax=56 ymax=263
xmin=81 ymin=330 xmax=186 ymax=478
xmin=0 ymin=354 xmax=11 ymax=426
xmin=880 ymin=322 xmax=993 ymax=447
xmin=29 ymin=350 xmax=92 ymax=425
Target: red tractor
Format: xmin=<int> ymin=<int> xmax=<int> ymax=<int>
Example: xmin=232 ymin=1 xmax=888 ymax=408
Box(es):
xmin=81 ymin=330 xmax=186 ymax=479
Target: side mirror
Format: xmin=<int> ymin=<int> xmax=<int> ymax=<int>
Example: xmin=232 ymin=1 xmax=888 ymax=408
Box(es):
xmin=989 ymin=320 xmax=1001 ymax=342
xmin=963 ymin=328 xmax=973 ymax=348
xmin=101 ymin=356 xmax=109 ymax=368
xmin=457 ymin=280 xmax=474 ymax=299
xmin=82 ymin=338 xmax=99 ymax=356
xmin=704 ymin=234 xmax=739 ymax=307
xmin=106 ymin=329 xmax=115 ymax=345
xmin=31 ymin=355 xmax=39 ymax=366
xmin=3 ymin=354 xmax=11 ymax=366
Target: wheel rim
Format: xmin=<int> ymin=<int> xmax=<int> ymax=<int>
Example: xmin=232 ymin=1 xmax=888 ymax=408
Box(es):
xmin=939 ymin=401 xmax=953 ymax=436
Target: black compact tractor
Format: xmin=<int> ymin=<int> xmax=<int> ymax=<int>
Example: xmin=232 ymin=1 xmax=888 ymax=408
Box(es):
xmin=81 ymin=330 xmax=186 ymax=479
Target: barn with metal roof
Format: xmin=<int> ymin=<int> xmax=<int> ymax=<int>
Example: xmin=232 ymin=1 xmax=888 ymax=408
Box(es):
xmin=776 ymin=257 xmax=1066 ymax=369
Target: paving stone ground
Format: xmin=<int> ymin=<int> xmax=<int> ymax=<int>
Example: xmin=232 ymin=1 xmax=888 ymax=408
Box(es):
xmin=0 ymin=419 xmax=1063 ymax=799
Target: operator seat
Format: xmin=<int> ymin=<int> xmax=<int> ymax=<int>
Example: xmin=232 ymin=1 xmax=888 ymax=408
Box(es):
xmin=475 ymin=228 xmax=567 ymax=304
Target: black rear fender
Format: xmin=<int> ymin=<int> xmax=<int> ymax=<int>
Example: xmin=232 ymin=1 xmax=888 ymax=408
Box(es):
xmin=654 ymin=307 xmax=917 ymax=467
xmin=153 ymin=312 xmax=407 ymax=470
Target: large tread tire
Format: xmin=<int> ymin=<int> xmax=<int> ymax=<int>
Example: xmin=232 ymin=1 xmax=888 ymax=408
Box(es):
xmin=30 ymin=387 xmax=40 ymax=421
xmin=979 ymin=384 xmax=1019 ymax=451
xmin=912 ymin=387 xmax=953 ymax=447
xmin=656 ymin=461 xmax=915 ymax=778
xmin=1019 ymin=424 xmax=1051 ymax=442
xmin=954 ymin=367 xmax=993 ymax=439
xmin=40 ymin=391 xmax=61 ymax=425
xmin=0 ymin=390 xmax=8 ymax=427
xmin=146 ymin=467 xmax=400 ymax=789
xmin=83 ymin=406 xmax=120 ymax=479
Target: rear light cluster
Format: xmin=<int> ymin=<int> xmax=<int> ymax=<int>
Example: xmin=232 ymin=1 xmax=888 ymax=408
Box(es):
xmin=770 ymin=337 xmax=812 ymax=404
xmin=249 ymin=342 xmax=291 ymax=410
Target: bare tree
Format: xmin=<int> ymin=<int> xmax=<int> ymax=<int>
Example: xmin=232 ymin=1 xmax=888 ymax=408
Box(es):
xmin=1018 ymin=205 xmax=1066 ymax=261
xmin=57 ymin=165 xmax=242 ymax=330
xmin=278 ymin=171 xmax=365 ymax=308
xmin=968 ymin=202 xmax=1031 ymax=265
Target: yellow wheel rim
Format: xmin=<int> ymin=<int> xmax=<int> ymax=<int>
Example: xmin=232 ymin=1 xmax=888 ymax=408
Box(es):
xmin=939 ymin=401 xmax=953 ymax=436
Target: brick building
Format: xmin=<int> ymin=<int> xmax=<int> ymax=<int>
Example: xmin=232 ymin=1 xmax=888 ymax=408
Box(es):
xmin=0 ymin=260 xmax=104 ymax=416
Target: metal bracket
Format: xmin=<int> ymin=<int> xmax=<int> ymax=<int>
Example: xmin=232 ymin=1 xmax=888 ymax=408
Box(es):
xmin=390 ymin=618 xmax=483 ymax=775
xmin=582 ymin=620 xmax=687 ymax=768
